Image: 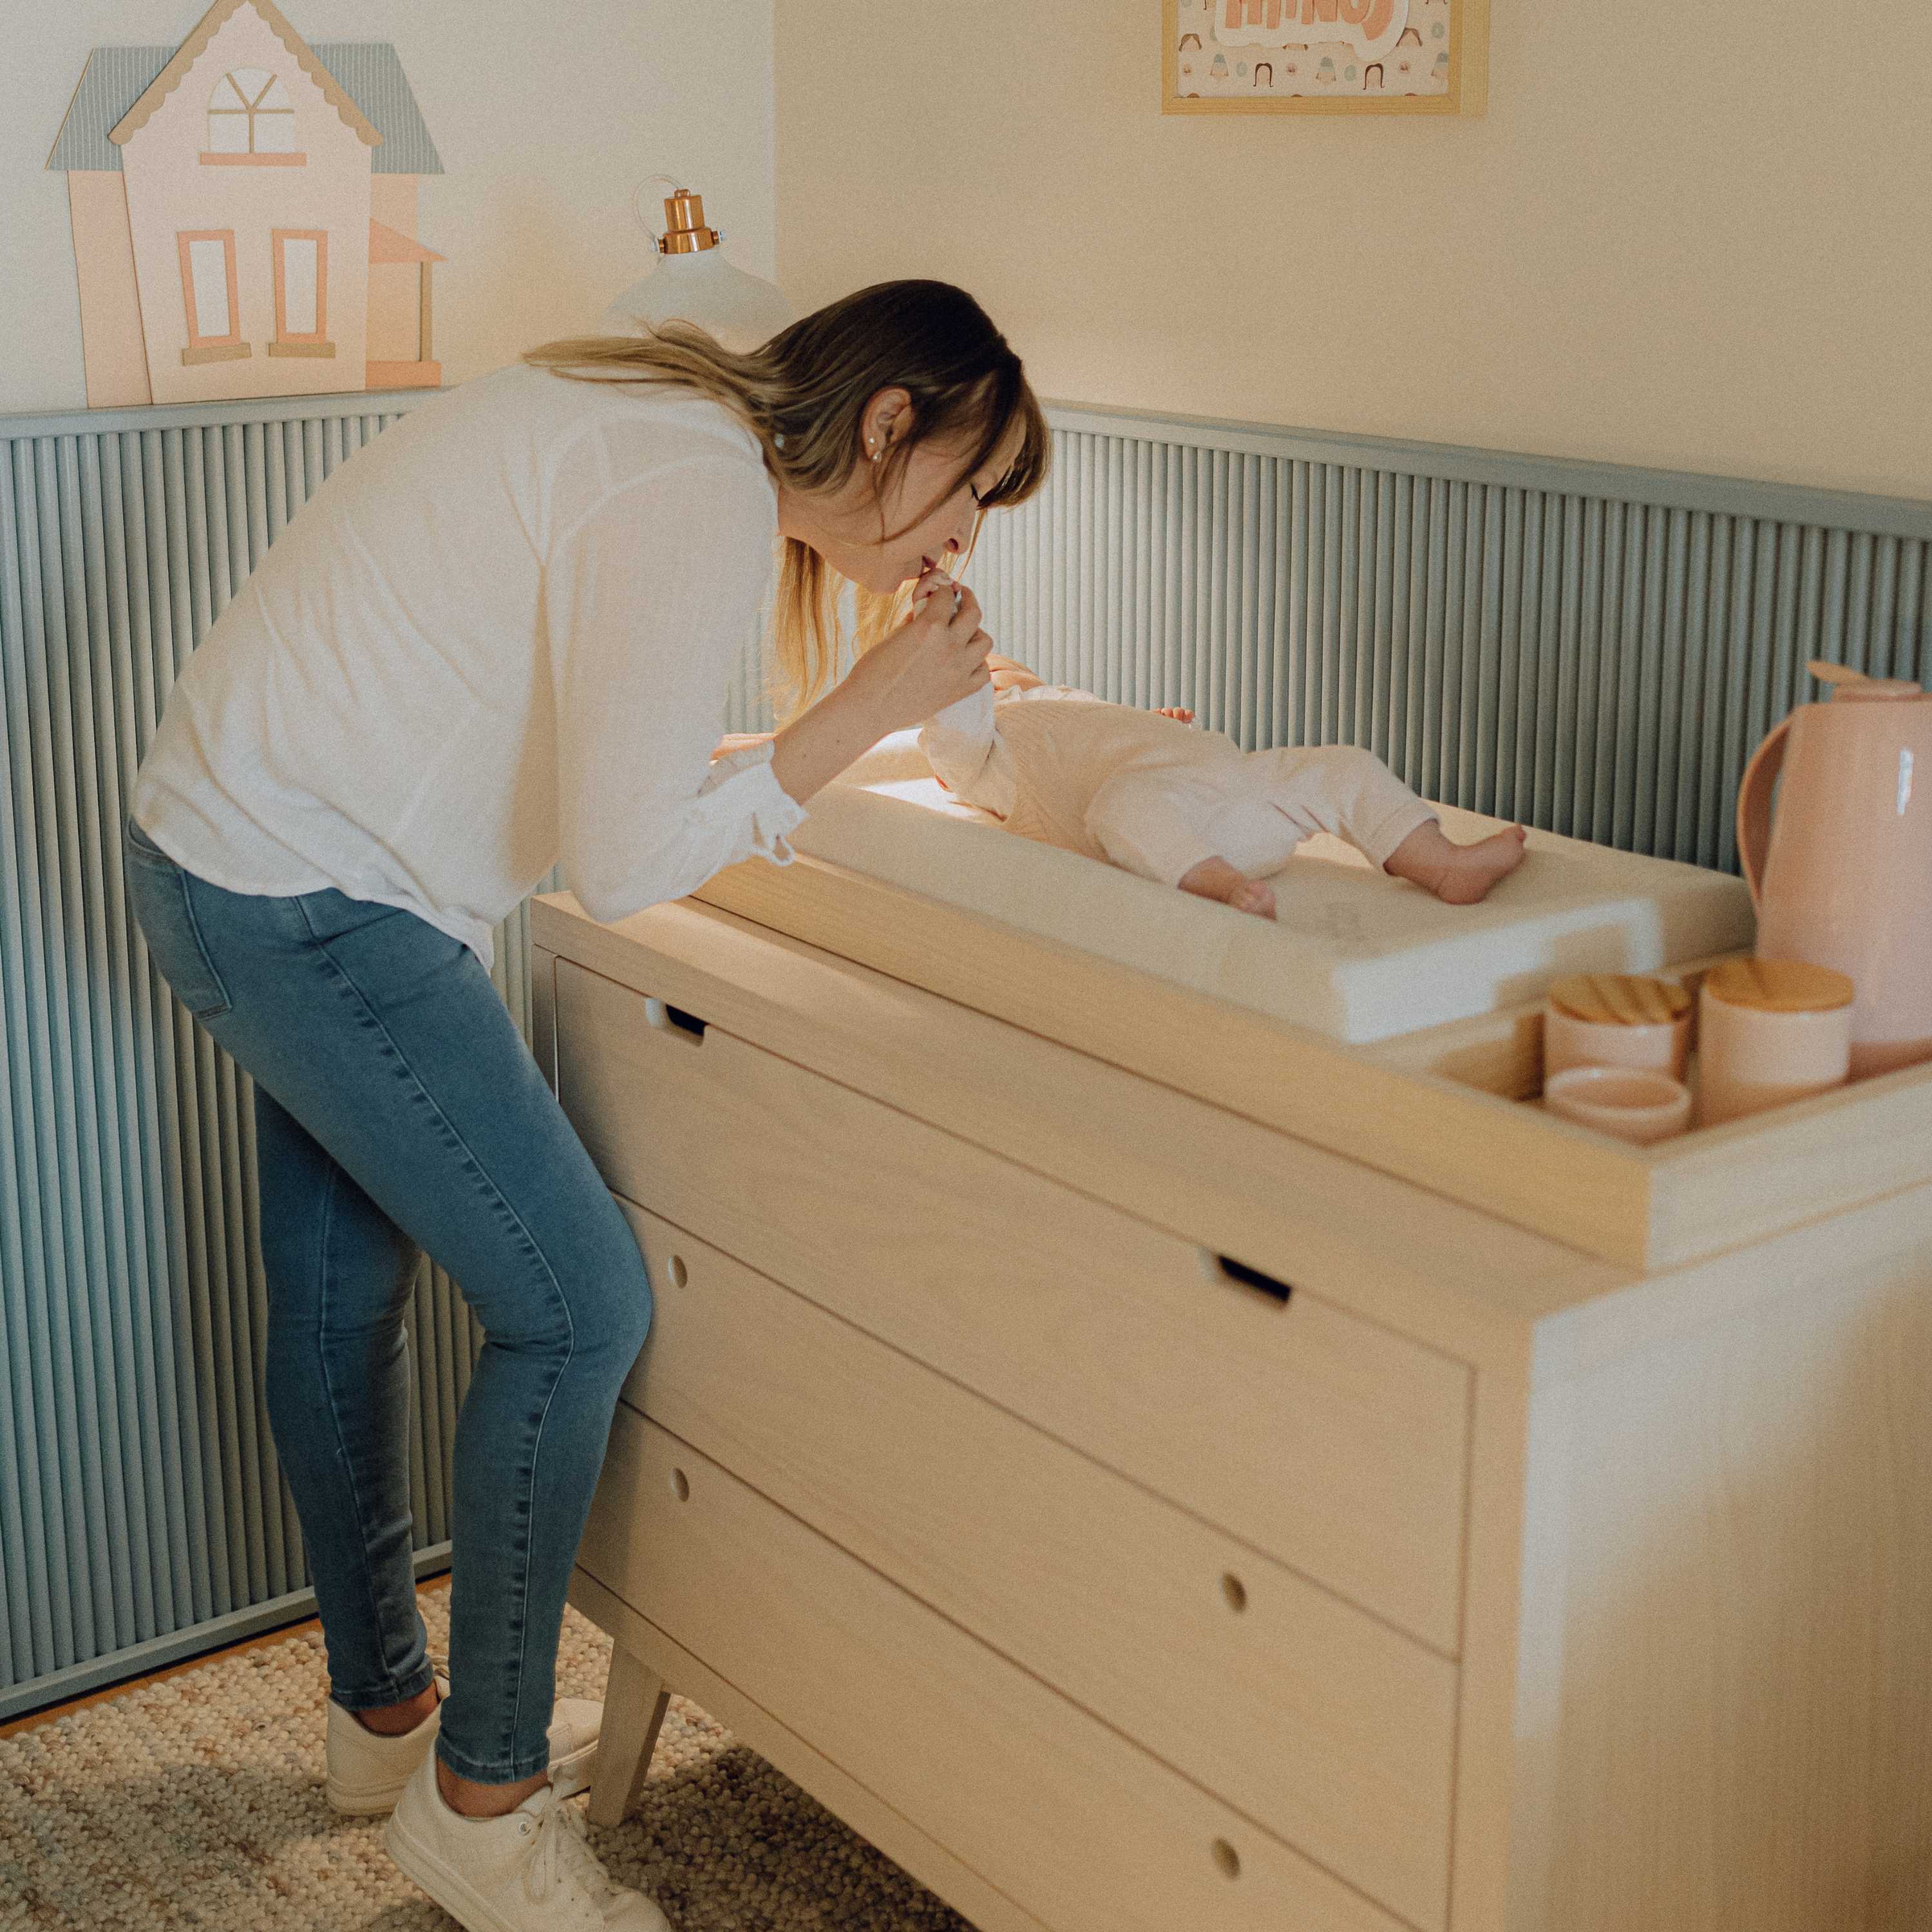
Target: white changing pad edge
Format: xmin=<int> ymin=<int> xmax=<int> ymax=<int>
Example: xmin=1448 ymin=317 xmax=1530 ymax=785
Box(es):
xmin=810 ymin=736 xmax=1754 ymax=1043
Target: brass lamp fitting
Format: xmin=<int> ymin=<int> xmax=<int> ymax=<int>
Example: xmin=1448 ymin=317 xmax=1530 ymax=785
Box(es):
xmin=658 ymin=188 xmax=721 ymax=255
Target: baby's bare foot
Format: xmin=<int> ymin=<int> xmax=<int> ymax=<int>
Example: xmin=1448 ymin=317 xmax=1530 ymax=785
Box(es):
xmin=1434 ymin=827 xmax=1527 ymax=902
xmin=1387 ymin=822 xmax=1528 ymax=904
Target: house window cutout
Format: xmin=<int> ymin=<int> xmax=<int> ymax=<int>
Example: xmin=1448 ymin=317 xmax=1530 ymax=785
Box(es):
xmin=269 ymin=229 xmax=334 ymax=357
xmin=176 ymin=230 xmax=250 ymax=365
xmin=203 ymin=67 xmax=303 ymax=165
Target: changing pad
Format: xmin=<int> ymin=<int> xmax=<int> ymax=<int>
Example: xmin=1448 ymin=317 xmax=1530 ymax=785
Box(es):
xmin=800 ymin=732 xmax=1756 ymax=1044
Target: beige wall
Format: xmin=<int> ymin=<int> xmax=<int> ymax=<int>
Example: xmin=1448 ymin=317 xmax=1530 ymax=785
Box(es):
xmin=775 ymin=1 xmax=1932 ymax=500
xmin=9 ymin=0 xmax=776 ymax=417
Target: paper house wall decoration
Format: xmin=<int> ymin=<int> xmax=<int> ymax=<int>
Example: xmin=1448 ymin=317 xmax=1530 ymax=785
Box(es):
xmin=48 ymin=0 xmax=446 ymax=409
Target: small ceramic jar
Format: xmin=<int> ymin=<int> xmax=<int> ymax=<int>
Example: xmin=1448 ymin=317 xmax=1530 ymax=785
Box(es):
xmin=1542 ymin=973 xmax=1694 ymax=1083
xmin=1543 ymin=1065 xmax=1694 ymax=1144
xmin=1697 ymin=958 xmax=1854 ymax=1127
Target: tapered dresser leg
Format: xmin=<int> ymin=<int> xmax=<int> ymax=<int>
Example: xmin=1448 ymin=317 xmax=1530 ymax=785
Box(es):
xmin=589 ymin=1638 xmax=672 ymax=1826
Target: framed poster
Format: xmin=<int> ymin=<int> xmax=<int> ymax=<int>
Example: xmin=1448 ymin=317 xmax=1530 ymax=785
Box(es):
xmin=1163 ymin=0 xmax=1488 ymax=116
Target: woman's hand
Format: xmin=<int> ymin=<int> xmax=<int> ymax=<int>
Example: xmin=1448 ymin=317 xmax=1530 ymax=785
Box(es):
xmin=766 ymin=568 xmax=989 ymax=808
xmin=842 ymin=565 xmax=992 ymax=732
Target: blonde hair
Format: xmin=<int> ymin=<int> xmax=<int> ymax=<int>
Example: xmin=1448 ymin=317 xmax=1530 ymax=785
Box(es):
xmin=525 ymin=279 xmax=1051 ymax=721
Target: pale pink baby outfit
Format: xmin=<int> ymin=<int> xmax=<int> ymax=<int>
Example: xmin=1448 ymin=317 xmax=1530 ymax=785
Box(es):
xmin=918 ymin=683 xmax=1437 ymax=888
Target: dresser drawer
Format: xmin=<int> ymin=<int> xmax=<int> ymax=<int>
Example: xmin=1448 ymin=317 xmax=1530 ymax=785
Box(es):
xmin=556 ymin=957 xmax=1470 ymax=1651
xmin=580 ymin=1405 xmax=1408 ymax=1932
xmin=617 ymin=1204 xmax=1457 ymax=1930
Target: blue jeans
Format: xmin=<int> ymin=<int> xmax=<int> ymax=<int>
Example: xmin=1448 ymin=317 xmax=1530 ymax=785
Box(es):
xmin=122 ymin=817 xmax=652 ymax=1784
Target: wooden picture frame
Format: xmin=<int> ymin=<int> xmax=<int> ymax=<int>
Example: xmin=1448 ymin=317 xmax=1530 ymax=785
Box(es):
xmin=1164 ymin=0 xmax=1489 ymax=117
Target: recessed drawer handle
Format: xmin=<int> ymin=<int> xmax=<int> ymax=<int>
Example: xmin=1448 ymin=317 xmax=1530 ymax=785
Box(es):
xmin=1205 ymin=1252 xmax=1293 ymax=1305
xmin=643 ymin=997 xmax=706 ymax=1043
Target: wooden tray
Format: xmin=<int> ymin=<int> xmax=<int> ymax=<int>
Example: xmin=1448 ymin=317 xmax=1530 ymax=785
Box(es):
xmin=682 ymin=855 xmax=1932 ymax=1271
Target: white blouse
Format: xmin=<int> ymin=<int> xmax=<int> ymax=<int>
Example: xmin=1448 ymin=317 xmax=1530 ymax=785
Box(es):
xmin=133 ymin=363 xmax=806 ymax=969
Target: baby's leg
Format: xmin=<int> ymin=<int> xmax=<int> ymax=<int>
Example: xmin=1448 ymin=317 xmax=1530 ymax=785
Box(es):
xmin=1254 ymin=744 xmax=1525 ymax=904
xmin=1084 ymin=769 xmax=1270 ymax=906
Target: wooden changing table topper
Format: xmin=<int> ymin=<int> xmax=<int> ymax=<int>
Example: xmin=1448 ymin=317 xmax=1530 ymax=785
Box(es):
xmin=48 ymin=0 xmax=448 ymax=409
xmin=1164 ymin=0 xmax=1488 ymax=115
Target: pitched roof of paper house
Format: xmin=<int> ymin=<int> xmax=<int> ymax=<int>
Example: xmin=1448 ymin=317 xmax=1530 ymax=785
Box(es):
xmin=48 ymin=33 xmax=443 ymax=174
xmin=308 ymin=43 xmax=442 ymax=171
xmin=109 ymin=0 xmax=380 ymax=146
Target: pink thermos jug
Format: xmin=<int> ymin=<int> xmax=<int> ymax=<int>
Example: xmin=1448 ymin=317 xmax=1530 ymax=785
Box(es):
xmin=1736 ymin=661 xmax=1932 ymax=1078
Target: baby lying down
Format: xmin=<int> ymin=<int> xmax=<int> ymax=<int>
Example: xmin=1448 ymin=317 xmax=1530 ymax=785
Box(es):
xmin=918 ymin=653 xmax=1528 ymax=918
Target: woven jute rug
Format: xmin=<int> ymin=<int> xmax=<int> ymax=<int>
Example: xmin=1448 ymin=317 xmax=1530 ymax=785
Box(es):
xmin=0 ymin=1592 xmax=974 ymax=1931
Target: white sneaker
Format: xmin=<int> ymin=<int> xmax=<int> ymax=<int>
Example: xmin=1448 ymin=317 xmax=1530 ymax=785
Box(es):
xmin=326 ymin=1662 xmax=601 ymax=1814
xmin=386 ymin=1757 xmax=672 ymax=1931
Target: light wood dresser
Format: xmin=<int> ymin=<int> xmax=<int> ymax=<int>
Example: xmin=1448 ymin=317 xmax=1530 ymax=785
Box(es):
xmin=531 ymin=849 xmax=1932 ymax=1932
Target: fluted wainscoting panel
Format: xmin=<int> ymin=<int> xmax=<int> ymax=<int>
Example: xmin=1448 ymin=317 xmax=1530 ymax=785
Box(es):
xmin=0 ymin=390 xmax=518 ymax=1716
xmin=972 ymin=408 xmax=1932 ymax=875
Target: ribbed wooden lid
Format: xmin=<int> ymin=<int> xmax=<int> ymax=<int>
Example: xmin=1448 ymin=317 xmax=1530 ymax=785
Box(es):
xmin=1548 ymin=973 xmax=1693 ymax=1026
xmin=1703 ymin=957 xmax=1855 ymax=1012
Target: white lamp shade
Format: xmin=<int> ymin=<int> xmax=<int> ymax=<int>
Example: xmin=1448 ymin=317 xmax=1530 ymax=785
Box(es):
xmin=601 ymin=250 xmax=798 ymax=354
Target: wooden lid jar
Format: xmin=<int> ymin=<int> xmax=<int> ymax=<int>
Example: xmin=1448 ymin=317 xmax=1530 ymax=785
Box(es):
xmin=1701 ymin=958 xmax=1854 ymax=1013
xmin=1698 ymin=958 xmax=1855 ymax=1127
xmin=1542 ymin=973 xmax=1694 ymax=1082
